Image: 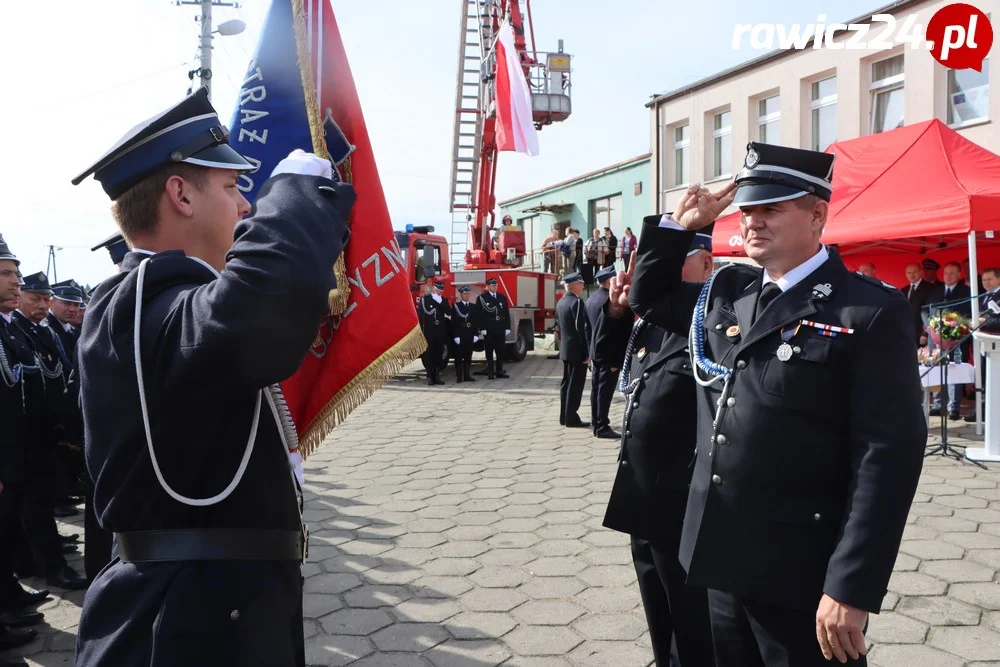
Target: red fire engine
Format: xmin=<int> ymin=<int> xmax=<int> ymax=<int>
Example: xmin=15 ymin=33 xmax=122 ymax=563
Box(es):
xmin=398 ymin=0 xmax=573 ymax=366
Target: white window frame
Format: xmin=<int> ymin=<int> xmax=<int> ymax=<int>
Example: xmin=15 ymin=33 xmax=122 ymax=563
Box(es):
xmin=712 ymin=110 xmax=732 ymax=179
xmin=870 ymin=53 xmax=905 ymax=134
xmin=809 ymin=76 xmax=837 ymax=151
xmin=757 ymin=95 xmax=781 ymax=144
xmin=947 ymin=55 xmax=990 ymax=128
xmin=673 ymin=123 xmax=690 ymax=187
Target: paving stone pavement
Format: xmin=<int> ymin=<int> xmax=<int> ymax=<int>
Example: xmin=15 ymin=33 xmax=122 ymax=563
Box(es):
xmin=12 ymin=351 xmax=1000 ymax=666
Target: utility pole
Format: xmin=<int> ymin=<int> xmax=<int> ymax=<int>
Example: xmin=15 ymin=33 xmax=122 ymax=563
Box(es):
xmin=176 ymin=0 xmax=242 ymax=101
xmin=45 ymin=245 xmax=61 ymax=283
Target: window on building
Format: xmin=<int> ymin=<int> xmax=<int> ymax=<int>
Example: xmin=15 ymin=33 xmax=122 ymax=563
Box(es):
xmin=712 ymin=110 xmax=732 ymax=178
xmin=810 ymin=76 xmax=837 ymax=151
xmin=518 ymin=214 xmax=539 ymax=262
xmin=757 ymin=95 xmax=780 ymax=144
xmin=673 ymin=124 xmax=690 ymax=186
xmin=591 ymin=194 xmax=623 ymax=231
xmin=947 ymin=57 xmax=990 ymax=127
xmin=871 ymin=53 xmax=905 ymax=133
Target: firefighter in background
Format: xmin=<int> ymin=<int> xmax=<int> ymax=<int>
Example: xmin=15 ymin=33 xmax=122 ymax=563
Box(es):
xmin=450 ymin=286 xmax=480 ymax=383
xmin=478 ymin=278 xmax=510 ymax=379
xmin=419 ymin=280 xmax=451 ymax=386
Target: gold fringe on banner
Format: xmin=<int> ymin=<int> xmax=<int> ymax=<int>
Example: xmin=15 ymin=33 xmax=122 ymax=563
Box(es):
xmin=290 ymin=0 xmax=349 ymax=316
xmin=298 ymin=324 xmax=428 ymax=459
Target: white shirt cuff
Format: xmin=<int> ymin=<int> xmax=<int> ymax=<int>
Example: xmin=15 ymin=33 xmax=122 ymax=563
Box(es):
xmin=658 ymin=214 xmax=685 ymax=231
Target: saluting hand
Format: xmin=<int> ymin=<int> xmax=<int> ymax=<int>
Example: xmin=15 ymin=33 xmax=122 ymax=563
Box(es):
xmin=607 ymin=251 xmax=636 ymax=318
xmin=673 ymin=181 xmax=738 ymax=230
xmin=816 ymin=594 xmax=868 ymax=663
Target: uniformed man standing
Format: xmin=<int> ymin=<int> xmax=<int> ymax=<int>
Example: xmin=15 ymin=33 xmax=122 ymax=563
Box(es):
xmin=628 ymin=142 xmax=926 ymax=666
xmin=70 ymin=90 xmax=354 ymax=666
xmin=585 ymin=265 xmax=621 ymax=439
xmin=450 ymin=286 xmax=479 ymax=383
xmin=600 ymin=230 xmax=715 ymax=667
xmin=478 ymin=278 xmax=510 ymax=379
xmin=556 ymin=271 xmax=590 ymax=428
xmin=46 ymin=283 xmax=82 ymax=362
xmin=90 ymin=233 xmax=129 ymax=272
xmin=419 ymin=280 xmax=451 ymax=386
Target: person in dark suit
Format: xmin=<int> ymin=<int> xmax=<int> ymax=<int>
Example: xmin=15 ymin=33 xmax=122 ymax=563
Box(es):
xmin=0 ymin=240 xmax=51 ymax=661
xmin=70 ymin=89 xmax=354 ymax=666
xmin=921 ymin=258 xmax=940 ymax=287
xmin=418 ymin=280 xmax=451 ymax=386
xmin=599 ymin=227 xmax=716 ymax=667
xmin=928 ymin=262 xmax=972 ymax=419
xmin=449 ymin=286 xmax=479 ymax=383
xmin=46 ymin=283 xmax=82 ymax=362
xmin=556 ymin=271 xmax=590 ymax=428
xmin=585 ymin=265 xmax=621 ymax=439
xmin=478 ymin=278 xmax=510 ymax=379
xmin=966 ymin=267 xmax=1000 ymax=423
xmin=901 ymin=263 xmax=933 ymax=346
xmin=628 ymin=142 xmax=926 ymax=666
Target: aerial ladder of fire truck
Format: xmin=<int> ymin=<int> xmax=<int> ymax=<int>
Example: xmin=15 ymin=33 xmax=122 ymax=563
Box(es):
xmin=447 ymin=0 xmax=573 ymax=271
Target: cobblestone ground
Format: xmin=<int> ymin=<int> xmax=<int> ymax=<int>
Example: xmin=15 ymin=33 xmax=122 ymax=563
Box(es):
xmin=12 ymin=351 xmax=1000 ymax=666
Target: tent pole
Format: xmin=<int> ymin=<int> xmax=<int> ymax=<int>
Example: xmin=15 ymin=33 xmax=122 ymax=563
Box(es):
xmin=969 ymin=231 xmax=982 ymax=435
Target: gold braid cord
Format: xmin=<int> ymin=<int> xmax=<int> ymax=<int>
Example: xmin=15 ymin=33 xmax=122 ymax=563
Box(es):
xmin=291 ymin=0 xmax=349 ymax=316
xmin=298 ymin=325 xmax=427 ymax=459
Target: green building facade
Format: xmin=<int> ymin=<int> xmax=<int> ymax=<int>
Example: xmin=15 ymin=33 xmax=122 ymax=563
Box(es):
xmin=498 ymin=153 xmax=652 ymax=268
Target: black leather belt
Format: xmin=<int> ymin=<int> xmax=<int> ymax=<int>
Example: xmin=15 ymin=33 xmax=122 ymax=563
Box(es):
xmin=115 ymin=529 xmax=305 ymax=563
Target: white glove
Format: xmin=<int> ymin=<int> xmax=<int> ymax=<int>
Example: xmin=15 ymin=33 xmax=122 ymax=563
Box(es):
xmin=481 ymin=331 xmax=487 ymax=338
xmin=271 ymin=149 xmax=333 ymax=180
xmin=473 ymin=336 xmax=479 ymax=343
xmin=454 ymin=337 xmax=460 ymax=345
xmin=288 ymin=450 xmax=304 ymax=486
xmin=505 ymin=329 xmax=511 ymax=336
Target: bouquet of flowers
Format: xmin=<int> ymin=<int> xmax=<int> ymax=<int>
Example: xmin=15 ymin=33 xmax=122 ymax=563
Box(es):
xmin=927 ymin=311 xmax=971 ymax=350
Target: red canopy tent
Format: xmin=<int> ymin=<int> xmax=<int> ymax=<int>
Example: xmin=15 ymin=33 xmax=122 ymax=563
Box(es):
xmin=712 ymin=119 xmax=1000 ymax=287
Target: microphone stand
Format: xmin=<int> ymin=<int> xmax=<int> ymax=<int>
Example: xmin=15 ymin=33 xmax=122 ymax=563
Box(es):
xmin=921 ymin=297 xmax=988 ymax=468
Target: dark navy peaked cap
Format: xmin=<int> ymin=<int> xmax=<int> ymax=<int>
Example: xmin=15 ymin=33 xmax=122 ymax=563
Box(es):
xmin=71 ymin=88 xmax=254 ymax=200
xmin=594 ymin=265 xmax=617 ymax=283
xmin=52 ymin=280 xmax=85 ymax=304
xmin=563 ymin=271 xmax=582 ymax=284
xmin=91 ymin=232 xmax=129 ymax=265
xmin=21 ymin=272 xmax=52 ymax=295
xmin=689 ymin=223 xmax=714 ymax=256
xmin=734 ymin=141 xmax=835 ymax=207
xmin=0 ymin=234 xmax=18 ymax=266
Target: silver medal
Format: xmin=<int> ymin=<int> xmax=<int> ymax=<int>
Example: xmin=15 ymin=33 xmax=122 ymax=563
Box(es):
xmin=776 ymin=343 xmax=794 ymax=362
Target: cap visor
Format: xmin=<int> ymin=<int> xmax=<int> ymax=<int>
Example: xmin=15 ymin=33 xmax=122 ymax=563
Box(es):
xmin=733 ymin=183 xmax=808 ymax=207
xmin=23 ymin=288 xmax=53 ymax=295
xmin=183 ymin=143 xmax=255 ymax=171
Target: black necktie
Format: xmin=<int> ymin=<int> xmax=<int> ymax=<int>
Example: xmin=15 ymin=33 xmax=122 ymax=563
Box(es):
xmin=946 ymin=287 xmax=953 ymax=298
xmin=755 ymin=282 xmax=783 ymax=323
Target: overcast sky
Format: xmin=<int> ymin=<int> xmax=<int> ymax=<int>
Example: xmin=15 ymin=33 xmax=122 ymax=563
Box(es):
xmin=0 ymin=0 xmax=880 ymax=286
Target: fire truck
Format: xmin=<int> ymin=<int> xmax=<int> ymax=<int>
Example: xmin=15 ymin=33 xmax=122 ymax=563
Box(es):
xmin=403 ymin=0 xmax=573 ymax=369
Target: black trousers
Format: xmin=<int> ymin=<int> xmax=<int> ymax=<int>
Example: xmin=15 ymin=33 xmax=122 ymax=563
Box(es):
xmin=559 ymin=361 xmax=587 ymax=425
xmin=422 ymin=332 xmax=445 ymax=384
xmin=16 ymin=468 xmax=67 ymax=577
xmin=707 ymin=589 xmax=867 ymax=667
xmin=0 ymin=480 xmax=25 ymax=610
xmin=484 ymin=329 xmax=504 ymax=375
xmin=632 ymin=537 xmax=714 ymax=667
xmin=453 ymin=340 xmax=473 ymax=381
xmin=590 ymin=365 xmax=619 ymax=432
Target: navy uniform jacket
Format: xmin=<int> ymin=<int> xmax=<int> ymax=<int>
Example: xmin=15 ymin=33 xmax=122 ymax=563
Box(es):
xmin=418 ymin=295 xmax=451 ymax=342
xmin=80 ymin=174 xmax=352 ymax=537
xmin=0 ymin=317 xmax=36 ymax=484
xmin=449 ymin=300 xmax=481 ymax=343
xmin=5 ymin=317 xmax=52 ymax=461
xmin=600 ymin=314 xmax=698 ymax=542
xmin=478 ymin=290 xmax=511 ymax=334
xmin=629 ymin=221 xmax=926 ymax=613
xmin=584 ymin=287 xmax=610 ymax=365
xmin=556 ymin=293 xmax=589 ymax=363
xmin=46 ymin=313 xmax=77 ymax=361
xmin=928 ymin=282 xmax=972 ymax=318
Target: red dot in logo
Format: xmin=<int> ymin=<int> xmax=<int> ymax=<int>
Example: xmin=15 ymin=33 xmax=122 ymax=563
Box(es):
xmin=927 ymin=3 xmax=993 ymax=71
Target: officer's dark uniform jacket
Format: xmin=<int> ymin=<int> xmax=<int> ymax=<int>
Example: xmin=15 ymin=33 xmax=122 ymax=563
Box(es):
xmin=629 ymin=220 xmax=926 ymax=613
xmin=450 ymin=299 xmax=481 ymax=350
xmin=13 ymin=312 xmax=71 ymax=437
xmin=584 ymin=288 xmax=610 ymax=364
xmin=76 ymin=175 xmax=352 ymax=665
xmin=46 ymin=313 xmax=77 ymax=361
xmin=418 ymin=294 xmax=451 ymax=342
xmin=0 ymin=317 xmax=37 ymax=485
xmin=556 ymin=292 xmax=588 ymax=363
xmin=478 ymin=290 xmax=511 ymax=337
xmin=599 ymin=314 xmax=697 ymax=540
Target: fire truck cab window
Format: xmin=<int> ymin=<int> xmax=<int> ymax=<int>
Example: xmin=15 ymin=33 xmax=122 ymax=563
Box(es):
xmin=414 ymin=242 xmax=442 ymax=282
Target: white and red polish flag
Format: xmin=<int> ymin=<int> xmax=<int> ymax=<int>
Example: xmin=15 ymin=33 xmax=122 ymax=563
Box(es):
xmin=494 ymin=20 xmax=540 ymax=156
